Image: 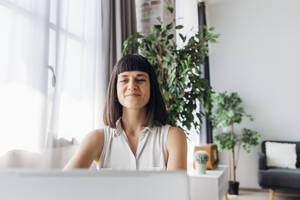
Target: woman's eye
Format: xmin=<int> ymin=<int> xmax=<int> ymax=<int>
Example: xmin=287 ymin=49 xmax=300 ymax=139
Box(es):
xmin=120 ymin=80 xmax=127 ymax=83
xmin=136 ymin=79 xmax=146 ymax=82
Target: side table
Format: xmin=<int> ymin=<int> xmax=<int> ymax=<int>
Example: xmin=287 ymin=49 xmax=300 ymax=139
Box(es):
xmin=188 ymin=165 xmax=229 ymax=200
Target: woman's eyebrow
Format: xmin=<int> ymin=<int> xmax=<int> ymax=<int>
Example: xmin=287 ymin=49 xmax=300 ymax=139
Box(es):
xmin=119 ymin=73 xmax=147 ymax=78
xmin=136 ymin=74 xmax=147 ymax=78
xmin=119 ymin=74 xmax=128 ymax=77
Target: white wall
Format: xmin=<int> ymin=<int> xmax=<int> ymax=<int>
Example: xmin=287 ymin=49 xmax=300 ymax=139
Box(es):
xmin=177 ymin=0 xmax=300 ymax=188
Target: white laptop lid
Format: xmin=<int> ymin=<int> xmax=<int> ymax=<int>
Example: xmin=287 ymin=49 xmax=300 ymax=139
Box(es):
xmin=0 ymin=169 xmax=190 ymax=200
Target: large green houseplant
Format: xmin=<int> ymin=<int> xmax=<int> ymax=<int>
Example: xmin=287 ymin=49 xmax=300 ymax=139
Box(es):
xmin=210 ymin=91 xmax=260 ymax=195
xmin=122 ymin=7 xmax=219 ymax=135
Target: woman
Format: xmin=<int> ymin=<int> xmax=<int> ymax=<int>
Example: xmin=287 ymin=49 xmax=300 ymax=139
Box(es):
xmin=64 ymin=54 xmax=187 ymax=170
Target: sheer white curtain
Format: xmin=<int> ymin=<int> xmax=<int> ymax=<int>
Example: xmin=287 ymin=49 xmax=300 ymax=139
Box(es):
xmin=0 ymin=0 xmax=105 ymax=168
xmin=0 ymin=0 xmax=49 ymax=155
xmin=47 ymin=0 xmax=104 ymax=145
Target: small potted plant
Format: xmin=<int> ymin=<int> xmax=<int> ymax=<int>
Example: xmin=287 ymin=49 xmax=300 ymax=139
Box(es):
xmin=210 ymin=91 xmax=260 ymax=195
xmin=194 ymin=150 xmax=209 ymax=174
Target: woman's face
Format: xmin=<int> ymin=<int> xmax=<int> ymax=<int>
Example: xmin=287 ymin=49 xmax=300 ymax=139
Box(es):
xmin=117 ymin=70 xmax=151 ymax=110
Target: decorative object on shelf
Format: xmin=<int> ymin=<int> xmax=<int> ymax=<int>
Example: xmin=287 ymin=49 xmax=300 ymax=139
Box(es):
xmin=193 ymin=144 xmax=219 ymax=170
xmin=122 ymin=6 xmax=219 ymax=136
xmin=210 ymin=91 xmax=261 ymax=195
xmin=188 ymin=165 xmax=229 ymax=200
xmin=194 ymin=150 xmax=209 ymax=174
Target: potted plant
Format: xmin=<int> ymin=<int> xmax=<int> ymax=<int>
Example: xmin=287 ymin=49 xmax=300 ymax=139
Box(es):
xmin=122 ymin=6 xmax=219 ymax=135
xmin=194 ymin=150 xmax=209 ymax=174
xmin=210 ymin=91 xmax=260 ymax=195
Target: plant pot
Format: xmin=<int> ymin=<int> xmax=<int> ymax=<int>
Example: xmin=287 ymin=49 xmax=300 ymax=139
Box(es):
xmin=228 ymin=181 xmax=240 ymax=195
xmin=195 ymin=162 xmax=207 ymax=174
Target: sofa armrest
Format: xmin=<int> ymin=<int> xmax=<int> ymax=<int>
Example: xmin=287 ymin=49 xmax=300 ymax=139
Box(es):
xmin=258 ymin=152 xmax=267 ymax=170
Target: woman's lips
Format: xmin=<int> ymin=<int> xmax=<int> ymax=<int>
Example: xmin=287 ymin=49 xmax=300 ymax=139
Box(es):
xmin=126 ymin=93 xmax=140 ymax=97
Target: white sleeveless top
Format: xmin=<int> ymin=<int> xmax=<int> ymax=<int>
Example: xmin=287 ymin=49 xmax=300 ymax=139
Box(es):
xmin=98 ymin=118 xmax=171 ymax=171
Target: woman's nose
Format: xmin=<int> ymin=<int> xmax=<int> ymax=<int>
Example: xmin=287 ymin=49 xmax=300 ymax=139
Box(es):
xmin=128 ymin=79 xmax=137 ymax=90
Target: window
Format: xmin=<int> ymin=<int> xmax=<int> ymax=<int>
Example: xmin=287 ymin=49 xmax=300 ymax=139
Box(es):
xmin=47 ymin=0 xmax=101 ymax=144
xmin=0 ymin=0 xmax=102 ymax=154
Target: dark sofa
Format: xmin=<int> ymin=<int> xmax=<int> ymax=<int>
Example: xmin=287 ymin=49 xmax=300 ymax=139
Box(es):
xmin=258 ymin=140 xmax=300 ymax=200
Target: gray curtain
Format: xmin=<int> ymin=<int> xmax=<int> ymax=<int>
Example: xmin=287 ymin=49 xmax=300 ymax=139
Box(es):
xmin=101 ymin=0 xmax=137 ymax=85
xmin=198 ymin=1 xmax=213 ymax=144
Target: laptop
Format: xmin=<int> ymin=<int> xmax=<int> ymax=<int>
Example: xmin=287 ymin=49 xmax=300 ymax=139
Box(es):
xmin=0 ymin=169 xmax=190 ymax=200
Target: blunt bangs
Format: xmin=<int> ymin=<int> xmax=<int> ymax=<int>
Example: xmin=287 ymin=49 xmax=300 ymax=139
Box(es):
xmin=115 ymin=54 xmax=153 ymax=76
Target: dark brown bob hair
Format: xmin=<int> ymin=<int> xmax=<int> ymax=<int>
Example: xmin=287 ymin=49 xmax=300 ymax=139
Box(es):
xmin=103 ymin=54 xmax=168 ymax=128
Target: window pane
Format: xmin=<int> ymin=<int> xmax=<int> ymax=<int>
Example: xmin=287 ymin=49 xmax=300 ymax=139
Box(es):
xmin=50 ymin=0 xmax=57 ymax=25
xmin=48 ymin=29 xmax=56 ymax=71
xmin=12 ymin=0 xmax=49 ymax=18
xmin=0 ymin=5 xmax=11 ymax=82
xmin=0 ymin=0 xmax=49 ymax=154
xmin=60 ymin=0 xmax=85 ymax=36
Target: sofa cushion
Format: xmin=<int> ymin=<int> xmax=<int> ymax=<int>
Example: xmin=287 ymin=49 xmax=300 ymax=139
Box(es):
xmin=262 ymin=140 xmax=300 ymax=167
xmin=265 ymin=142 xmax=297 ymax=169
xmin=258 ymin=168 xmax=300 ymax=189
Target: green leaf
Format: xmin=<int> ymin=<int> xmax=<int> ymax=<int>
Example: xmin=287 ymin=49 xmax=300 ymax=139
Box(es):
xmin=146 ymin=34 xmax=155 ymax=41
xmin=164 ymin=6 xmax=174 ymax=13
xmin=179 ymin=33 xmax=186 ymax=42
xmin=166 ymin=23 xmax=173 ymax=30
xmin=153 ymin=24 xmax=162 ymax=32
xmin=175 ymin=25 xmax=184 ymax=30
xmin=135 ymin=32 xmax=143 ymax=39
xmin=167 ymin=34 xmax=174 ymax=40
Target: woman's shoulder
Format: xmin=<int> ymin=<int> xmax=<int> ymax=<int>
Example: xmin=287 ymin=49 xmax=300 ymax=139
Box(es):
xmin=81 ymin=129 xmax=105 ymax=161
xmin=86 ymin=128 xmax=105 ymax=139
xmin=166 ymin=126 xmax=187 ymax=149
xmin=152 ymin=124 xmax=185 ymax=137
xmin=81 ymin=129 xmax=105 ymax=149
xmin=167 ymin=126 xmax=186 ymax=139
xmin=165 ymin=126 xmax=187 ymax=170
xmin=63 ymin=129 xmax=105 ymax=169
xmin=166 ymin=126 xmax=187 ymax=159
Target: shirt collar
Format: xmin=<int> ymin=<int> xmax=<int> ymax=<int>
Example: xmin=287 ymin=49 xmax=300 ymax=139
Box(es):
xmin=113 ymin=118 xmax=123 ymax=137
xmin=113 ymin=118 xmax=152 ymax=137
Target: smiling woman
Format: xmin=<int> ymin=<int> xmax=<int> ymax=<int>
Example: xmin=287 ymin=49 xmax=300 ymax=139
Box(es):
xmin=64 ymin=54 xmax=187 ymax=171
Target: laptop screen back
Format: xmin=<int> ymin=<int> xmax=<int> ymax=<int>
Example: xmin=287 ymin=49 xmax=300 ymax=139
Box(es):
xmin=0 ymin=170 xmax=190 ymax=200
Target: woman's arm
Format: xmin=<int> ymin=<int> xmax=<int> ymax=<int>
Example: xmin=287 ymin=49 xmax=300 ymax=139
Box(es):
xmin=166 ymin=127 xmax=187 ymax=170
xmin=63 ymin=129 xmax=104 ymax=170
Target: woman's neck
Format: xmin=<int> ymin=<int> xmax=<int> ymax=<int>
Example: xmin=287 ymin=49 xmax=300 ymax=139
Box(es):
xmin=121 ymin=107 xmax=147 ymax=136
